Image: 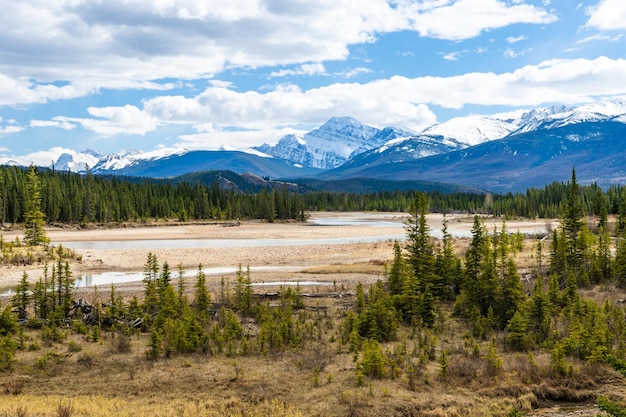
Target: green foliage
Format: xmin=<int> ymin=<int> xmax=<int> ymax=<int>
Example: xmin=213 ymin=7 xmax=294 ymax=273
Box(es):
xmin=0 ymin=306 xmax=18 ymax=336
xmin=598 ymin=397 xmax=626 ymax=417
xmin=11 ymin=272 xmax=30 ymax=320
xmin=605 ymin=354 xmax=626 ymax=377
xmin=193 ymin=264 xmax=211 ymax=321
xmin=23 ymin=165 xmax=49 ymax=246
xmin=356 ymin=339 xmax=390 ymax=379
xmin=484 ymin=339 xmax=503 ymax=376
xmin=357 ymin=281 xmax=398 ymax=342
xmin=233 ymin=265 xmax=253 ymax=316
xmin=0 ymin=336 xmax=18 ymax=370
xmin=506 ymin=310 xmax=532 ymax=351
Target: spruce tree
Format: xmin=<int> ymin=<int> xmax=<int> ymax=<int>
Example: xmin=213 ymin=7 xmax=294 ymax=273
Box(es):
xmin=404 ymin=192 xmax=436 ymax=290
xmin=12 ymin=272 xmax=30 ymax=320
xmin=193 ymin=264 xmax=211 ymax=322
xmin=24 ymin=164 xmax=48 ymax=246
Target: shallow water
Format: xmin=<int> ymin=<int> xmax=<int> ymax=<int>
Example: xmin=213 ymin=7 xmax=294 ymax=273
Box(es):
xmin=0 ymin=265 xmax=312 ymax=296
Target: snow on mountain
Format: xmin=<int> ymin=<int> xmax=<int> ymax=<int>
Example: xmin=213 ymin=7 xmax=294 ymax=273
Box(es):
xmin=54 ymin=149 xmax=102 ymax=172
xmin=513 ymin=100 xmax=626 ymax=134
xmin=419 ymin=115 xmax=518 ymax=147
xmin=255 ymin=117 xmax=388 ymax=170
xmin=345 ymin=115 xmax=517 ymax=168
xmin=92 ymin=148 xmax=188 ymax=173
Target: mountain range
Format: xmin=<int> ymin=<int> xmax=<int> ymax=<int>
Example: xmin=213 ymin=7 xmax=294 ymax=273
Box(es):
xmin=2 ymin=100 xmax=626 ymax=193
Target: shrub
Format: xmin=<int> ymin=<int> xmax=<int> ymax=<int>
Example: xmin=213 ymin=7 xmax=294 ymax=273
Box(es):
xmin=2 ymin=378 xmax=26 ymax=395
xmin=356 ymin=339 xmax=389 ymax=379
xmin=0 ymin=336 xmax=18 ymax=370
xmin=598 ymin=396 xmax=626 ymax=417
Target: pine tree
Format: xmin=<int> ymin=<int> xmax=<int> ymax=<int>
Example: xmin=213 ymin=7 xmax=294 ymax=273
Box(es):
xmin=233 ymin=265 xmax=253 ymax=315
xmin=193 ymin=264 xmax=211 ymax=322
xmin=404 ymin=192 xmax=436 ymax=291
xmin=435 ymin=215 xmax=461 ymax=298
xmin=562 ymin=168 xmax=585 ymax=274
xmin=506 ymin=310 xmax=531 ymax=351
xmin=24 ymin=164 xmax=48 ymax=246
xmin=12 ymin=272 xmax=30 ymax=320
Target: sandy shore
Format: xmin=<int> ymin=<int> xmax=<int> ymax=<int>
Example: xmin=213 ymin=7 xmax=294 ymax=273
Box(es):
xmin=0 ymin=212 xmax=555 ymax=291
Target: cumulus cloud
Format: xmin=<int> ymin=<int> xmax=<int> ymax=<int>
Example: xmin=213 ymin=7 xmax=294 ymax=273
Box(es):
xmin=585 ymin=0 xmax=626 ymax=30
xmin=0 ymin=147 xmax=77 ymax=167
xmin=31 ymin=56 xmax=626 ymax=148
xmin=406 ymin=0 xmax=556 ymax=41
xmin=0 ymin=117 xmax=23 ymax=134
xmin=0 ymin=0 xmax=557 ymax=107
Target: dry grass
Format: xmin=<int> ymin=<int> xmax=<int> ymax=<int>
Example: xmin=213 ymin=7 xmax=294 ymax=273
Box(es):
xmin=301 ymin=262 xmax=386 ymax=275
xmin=1 ymin=306 xmax=621 ymax=417
xmin=0 ymin=218 xmax=622 ymax=417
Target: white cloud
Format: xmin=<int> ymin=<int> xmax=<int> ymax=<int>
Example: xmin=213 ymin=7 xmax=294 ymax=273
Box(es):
xmin=176 ymin=127 xmax=308 ymax=150
xmin=586 ymin=0 xmax=626 ymax=30
xmin=577 ymin=33 xmax=623 ymax=43
xmin=442 ymin=52 xmax=461 ymax=61
xmin=504 ymin=48 xmax=532 ymax=58
xmin=0 ymin=125 xmax=23 ymax=134
xmin=269 ymin=63 xmax=327 ymax=78
xmin=339 ymin=67 xmax=373 ymax=78
xmin=30 ymin=118 xmax=76 ymax=130
xmin=0 ymin=147 xmax=77 ymax=167
xmin=0 ymin=117 xmax=23 ymax=134
xmin=506 ymin=35 xmax=528 ymax=43
xmin=0 ymin=0 xmax=557 ymax=108
xmin=406 ymin=0 xmax=557 ymax=41
xmin=43 ymin=105 xmax=160 ymax=136
xmin=31 ymin=56 xmax=626 ymax=149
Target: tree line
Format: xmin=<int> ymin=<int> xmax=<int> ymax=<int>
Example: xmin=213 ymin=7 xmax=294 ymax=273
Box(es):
xmin=2 ymin=165 xmax=626 ymax=227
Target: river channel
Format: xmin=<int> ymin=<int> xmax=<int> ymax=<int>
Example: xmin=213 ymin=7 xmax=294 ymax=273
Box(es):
xmin=0 ymin=215 xmax=552 ymax=296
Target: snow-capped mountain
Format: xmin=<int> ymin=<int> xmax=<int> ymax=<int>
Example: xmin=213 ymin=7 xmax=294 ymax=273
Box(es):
xmin=335 ymin=115 xmax=518 ymax=174
xmin=322 ymin=101 xmax=626 ymax=191
xmin=255 ymin=117 xmax=393 ymax=170
xmin=54 ymin=149 xmax=102 ymax=172
xmin=91 ymin=148 xmax=188 ymax=173
xmin=512 ymin=100 xmax=626 ymax=134
xmin=3 ymin=100 xmax=626 ymax=192
xmin=421 ymin=115 xmax=518 ymax=147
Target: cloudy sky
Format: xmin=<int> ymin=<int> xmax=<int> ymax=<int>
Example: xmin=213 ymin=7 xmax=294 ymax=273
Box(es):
xmin=1 ymin=0 xmax=625 ymax=165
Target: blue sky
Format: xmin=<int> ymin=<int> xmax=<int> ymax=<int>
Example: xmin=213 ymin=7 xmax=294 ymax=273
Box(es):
xmin=1 ymin=0 xmax=625 ymax=165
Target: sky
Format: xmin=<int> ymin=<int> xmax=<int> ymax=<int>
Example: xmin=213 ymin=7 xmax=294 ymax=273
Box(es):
xmin=1 ymin=0 xmax=626 ymax=165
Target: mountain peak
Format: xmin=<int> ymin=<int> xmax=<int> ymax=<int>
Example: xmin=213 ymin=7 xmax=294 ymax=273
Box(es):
xmin=420 ymin=115 xmax=518 ymax=146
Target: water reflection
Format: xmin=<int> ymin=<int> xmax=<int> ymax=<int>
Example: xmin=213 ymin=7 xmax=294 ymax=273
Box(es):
xmin=0 ymin=266 xmax=307 ymax=296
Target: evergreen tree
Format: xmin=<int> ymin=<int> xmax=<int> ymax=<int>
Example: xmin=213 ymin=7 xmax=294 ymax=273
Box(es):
xmin=616 ymin=234 xmax=626 ymax=288
xmin=435 ymin=215 xmax=462 ymax=298
xmin=387 ymin=242 xmax=408 ymax=297
xmin=404 ymin=192 xmax=436 ymax=291
xmin=23 ymin=164 xmax=48 ymax=246
xmin=11 ymin=272 xmax=30 ymax=320
xmin=506 ymin=310 xmax=531 ymax=351
xmin=233 ymin=265 xmax=253 ymax=315
xmin=193 ymin=264 xmax=211 ymax=322
xmin=562 ymin=168 xmax=585 ymax=274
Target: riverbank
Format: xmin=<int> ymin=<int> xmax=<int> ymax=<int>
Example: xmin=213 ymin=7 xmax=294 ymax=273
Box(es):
xmin=0 ymin=212 xmax=555 ymax=290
